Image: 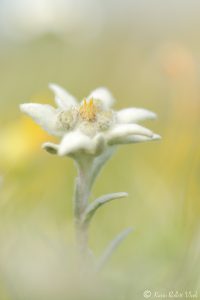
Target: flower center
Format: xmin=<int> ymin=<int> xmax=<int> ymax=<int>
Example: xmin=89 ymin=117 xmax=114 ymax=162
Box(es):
xmin=79 ymin=98 xmax=97 ymax=122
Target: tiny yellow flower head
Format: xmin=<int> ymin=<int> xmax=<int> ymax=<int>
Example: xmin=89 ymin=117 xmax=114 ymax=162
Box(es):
xmin=79 ymin=98 xmax=97 ymax=122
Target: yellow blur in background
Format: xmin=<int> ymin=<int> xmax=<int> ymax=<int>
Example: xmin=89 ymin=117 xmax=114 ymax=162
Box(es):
xmin=0 ymin=1 xmax=200 ymax=299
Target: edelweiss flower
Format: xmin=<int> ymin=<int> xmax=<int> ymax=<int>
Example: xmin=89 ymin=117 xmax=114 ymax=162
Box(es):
xmin=20 ymin=84 xmax=160 ymax=157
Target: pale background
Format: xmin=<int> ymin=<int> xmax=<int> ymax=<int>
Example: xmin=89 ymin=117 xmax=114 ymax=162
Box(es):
xmin=0 ymin=1 xmax=199 ymax=299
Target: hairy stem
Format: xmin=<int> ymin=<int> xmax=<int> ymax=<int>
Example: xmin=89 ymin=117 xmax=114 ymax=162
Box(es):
xmin=74 ymin=158 xmax=93 ymax=260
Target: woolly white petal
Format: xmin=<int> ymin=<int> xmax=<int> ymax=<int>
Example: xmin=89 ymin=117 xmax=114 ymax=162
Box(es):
xmin=49 ymin=83 xmax=77 ymax=109
xmin=87 ymin=87 xmax=115 ymax=108
xmin=110 ymin=134 xmax=161 ymax=145
xmin=105 ymin=124 xmax=153 ymax=144
xmin=91 ymin=134 xmax=106 ymax=155
xmin=20 ymin=103 xmax=61 ymax=136
xmin=116 ymin=108 xmax=157 ymax=124
xmin=58 ymin=131 xmax=106 ymax=156
xmin=42 ymin=142 xmax=59 ymax=155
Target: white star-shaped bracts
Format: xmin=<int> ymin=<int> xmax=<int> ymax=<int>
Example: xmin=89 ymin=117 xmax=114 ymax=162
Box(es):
xmin=20 ymin=84 xmax=160 ymax=157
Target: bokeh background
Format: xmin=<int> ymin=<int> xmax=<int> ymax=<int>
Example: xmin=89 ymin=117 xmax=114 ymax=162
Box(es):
xmin=0 ymin=0 xmax=200 ymax=299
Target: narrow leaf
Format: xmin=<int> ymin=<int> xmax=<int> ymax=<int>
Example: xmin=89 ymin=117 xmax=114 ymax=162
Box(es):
xmin=96 ymin=227 xmax=133 ymax=271
xmin=83 ymin=192 xmax=128 ymax=225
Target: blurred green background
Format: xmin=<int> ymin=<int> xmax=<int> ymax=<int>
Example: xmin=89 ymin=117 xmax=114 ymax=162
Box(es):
xmin=0 ymin=0 xmax=200 ymax=299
